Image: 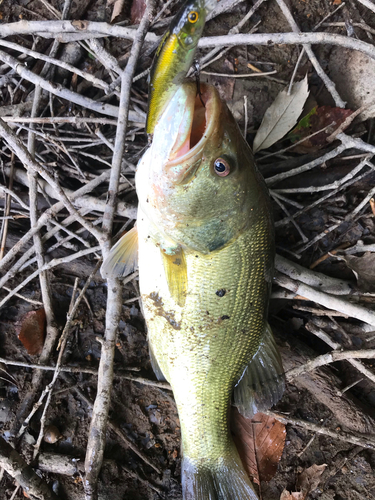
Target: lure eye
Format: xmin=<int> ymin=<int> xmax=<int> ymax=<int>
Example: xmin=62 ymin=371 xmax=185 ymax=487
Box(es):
xmin=188 ymin=10 xmax=199 ymax=23
xmin=214 ymin=158 xmax=230 ymax=177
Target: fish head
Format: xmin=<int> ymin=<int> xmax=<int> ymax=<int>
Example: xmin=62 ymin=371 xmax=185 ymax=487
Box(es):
xmin=137 ymin=82 xmax=270 ymax=254
xmin=171 ymin=0 xmax=208 ymax=50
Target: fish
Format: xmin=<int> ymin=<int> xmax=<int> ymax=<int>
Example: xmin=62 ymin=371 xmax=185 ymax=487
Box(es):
xmin=146 ymin=0 xmax=216 ymax=136
xmin=102 ymin=81 xmax=285 ymax=499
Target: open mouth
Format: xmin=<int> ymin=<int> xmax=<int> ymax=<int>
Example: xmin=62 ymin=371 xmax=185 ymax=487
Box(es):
xmin=167 ymin=83 xmax=214 ymax=163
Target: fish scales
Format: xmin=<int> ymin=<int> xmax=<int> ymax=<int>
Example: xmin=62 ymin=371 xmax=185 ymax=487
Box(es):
xmin=138 ymin=205 xmax=273 ymax=458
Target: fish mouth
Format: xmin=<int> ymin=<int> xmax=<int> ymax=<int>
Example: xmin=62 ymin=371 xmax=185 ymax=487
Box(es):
xmin=165 ymin=83 xmax=219 ymax=179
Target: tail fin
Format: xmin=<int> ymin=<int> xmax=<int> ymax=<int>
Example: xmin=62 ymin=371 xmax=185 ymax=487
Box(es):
xmin=182 ymin=454 xmax=259 ymax=500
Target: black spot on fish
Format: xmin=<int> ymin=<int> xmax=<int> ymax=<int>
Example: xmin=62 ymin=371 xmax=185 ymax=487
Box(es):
xmin=221 ymin=315 xmax=230 ymax=320
xmin=216 ymin=289 xmax=226 ymax=297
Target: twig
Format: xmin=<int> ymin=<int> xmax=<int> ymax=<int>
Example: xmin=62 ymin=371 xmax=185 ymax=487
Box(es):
xmin=0 ymin=39 xmax=110 ymax=91
xmin=2 ymin=116 xmax=118 ymax=125
xmin=0 ymin=153 xmax=15 ymax=260
xmin=292 ymin=305 xmax=350 ymax=317
xmin=0 ymin=119 xmax=104 ymax=242
xmin=83 ymin=3 xmax=155 ymax=499
xmin=2 ymin=22 xmax=375 ymax=63
xmin=265 ymin=143 xmax=347 ymax=186
xmin=272 ymin=155 xmax=372 ymax=193
xmin=265 ymin=410 xmax=375 ymax=450
xmin=36 ymin=452 xmax=164 ymax=495
xmin=356 ymin=0 xmax=375 ymax=15
xmin=305 ymin=321 xmax=375 ymax=387
xmin=0 ymin=246 xmax=100 ymax=310
xmin=0 ymin=171 xmax=109 ymax=280
xmin=275 ymin=0 xmax=345 ymax=107
xmin=274 ymin=271 xmax=375 ymax=326
xmin=275 ymin=162 xmax=374 ymax=228
xmin=286 ymin=349 xmax=375 ymax=381
xmin=17 ymin=261 xmax=102 ymax=441
xmin=0 ymin=435 xmax=58 ymax=500
xmin=3 ymin=165 xmax=137 ymax=220
xmin=0 ymin=49 xmax=143 ymax=122
xmin=275 ymin=254 xmax=353 ymax=295
xmin=200 ymin=70 xmax=277 ymax=77
xmin=72 ymin=385 xmax=162 ymax=474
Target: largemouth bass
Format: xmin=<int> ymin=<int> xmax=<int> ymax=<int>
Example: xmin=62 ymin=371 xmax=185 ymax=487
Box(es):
xmin=102 ymin=82 xmax=285 ymax=499
xmin=146 ymin=0 xmax=216 ymax=135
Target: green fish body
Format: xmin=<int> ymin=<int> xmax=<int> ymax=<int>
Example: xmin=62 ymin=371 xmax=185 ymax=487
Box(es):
xmin=102 ymin=82 xmax=285 ymax=499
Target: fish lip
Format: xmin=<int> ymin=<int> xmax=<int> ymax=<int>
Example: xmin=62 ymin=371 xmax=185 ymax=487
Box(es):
xmin=166 ymin=83 xmax=219 ymax=170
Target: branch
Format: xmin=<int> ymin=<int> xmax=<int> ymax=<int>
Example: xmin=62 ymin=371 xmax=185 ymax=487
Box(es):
xmin=0 ymin=118 xmax=103 ymax=242
xmin=286 ymin=348 xmax=375 ymax=382
xmin=265 ymin=410 xmax=375 ymax=451
xmin=0 ymin=435 xmax=58 ymax=500
xmin=0 ymin=49 xmax=143 ymax=121
xmin=83 ymin=2 xmax=155 ymax=499
xmin=274 ymin=271 xmax=375 ymax=326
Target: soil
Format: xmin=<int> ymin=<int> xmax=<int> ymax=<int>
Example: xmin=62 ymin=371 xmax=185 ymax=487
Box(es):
xmin=1 ymin=0 xmax=375 ymax=499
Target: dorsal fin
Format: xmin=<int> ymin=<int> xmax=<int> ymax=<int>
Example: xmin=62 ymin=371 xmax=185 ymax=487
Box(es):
xmin=101 ymin=226 xmax=138 ymax=279
xmin=161 ymin=247 xmax=187 ymax=307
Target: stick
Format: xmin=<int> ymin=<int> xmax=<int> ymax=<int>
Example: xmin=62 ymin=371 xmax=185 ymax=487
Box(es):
xmin=2 ymin=22 xmax=375 ymax=62
xmin=275 ymin=254 xmax=353 ymax=295
xmin=0 ymin=435 xmax=58 ymax=500
xmin=265 ymin=410 xmax=375 ymax=451
xmin=0 ymin=118 xmax=103 ymax=242
xmin=275 ymin=0 xmax=345 ymax=107
xmin=83 ymin=3 xmax=155 ymax=499
xmin=286 ymin=349 xmax=375 ymax=381
xmin=0 ymin=49 xmax=142 ymax=122
xmin=274 ymin=271 xmax=375 ymax=326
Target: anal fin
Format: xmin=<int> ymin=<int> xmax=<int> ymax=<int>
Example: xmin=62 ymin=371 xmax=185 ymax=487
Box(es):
xmin=101 ymin=226 xmax=138 ymax=279
xmin=161 ymin=247 xmax=187 ymax=307
xmin=234 ymin=323 xmax=285 ymax=418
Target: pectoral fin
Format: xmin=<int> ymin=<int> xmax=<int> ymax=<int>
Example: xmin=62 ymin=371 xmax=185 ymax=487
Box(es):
xmin=234 ymin=323 xmax=285 ymax=418
xmin=161 ymin=248 xmax=187 ymax=307
xmin=101 ymin=226 xmax=138 ymax=278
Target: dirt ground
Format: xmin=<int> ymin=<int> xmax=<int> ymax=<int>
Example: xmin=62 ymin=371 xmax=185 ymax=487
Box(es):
xmin=1 ymin=0 xmax=375 ymax=499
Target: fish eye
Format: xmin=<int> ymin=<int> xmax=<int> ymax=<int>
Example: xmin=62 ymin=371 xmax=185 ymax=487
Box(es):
xmin=188 ymin=10 xmax=199 ymax=23
xmin=214 ymin=158 xmax=230 ymax=177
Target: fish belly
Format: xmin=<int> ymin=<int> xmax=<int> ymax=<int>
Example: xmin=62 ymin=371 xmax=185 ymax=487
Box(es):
xmin=137 ymin=208 xmax=273 ymax=466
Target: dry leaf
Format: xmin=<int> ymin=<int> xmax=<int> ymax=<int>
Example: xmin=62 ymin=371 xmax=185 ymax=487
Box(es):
xmin=280 ymin=490 xmax=304 ymax=500
xmin=18 ymin=309 xmax=46 ymax=355
xmin=279 ymin=464 xmax=326 ymax=500
xmin=289 ymin=105 xmax=354 ymax=153
xmin=297 ymin=463 xmax=327 ymax=495
xmin=130 ymin=0 xmax=146 ymax=24
xmin=253 ymin=75 xmax=309 ymax=153
xmin=231 ymin=409 xmax=286 ymax=484
xmin=343 ymin=253 xmax=375 ymax=292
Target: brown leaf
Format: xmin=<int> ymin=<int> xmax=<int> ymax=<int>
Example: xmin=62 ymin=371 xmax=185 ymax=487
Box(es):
xmin=343 ymin=253 xmax=375 ymax=292
xmin=289 ymin=106 xmax=354 ymax=153
xmin=280 ymin=490 xmax=304 ymax=500
xmin=18 ymin=309 xmax=46 ymax=355
xmin=110 ymin=0 xmax=126 ymax=23
xmin=231 ymin=409 xmax=286 ymax=483
xmin=130 ymin=0 xmax=146 ymax=24
xmin=297 ymin=463 xmax=327 ymax=495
